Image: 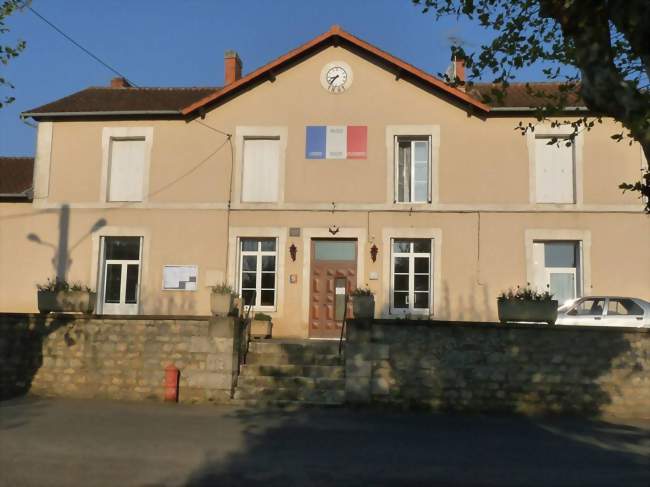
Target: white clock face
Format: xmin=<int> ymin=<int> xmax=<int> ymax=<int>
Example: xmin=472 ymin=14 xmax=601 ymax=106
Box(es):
xmin=320 ymin=61 xmax=353 ymax=94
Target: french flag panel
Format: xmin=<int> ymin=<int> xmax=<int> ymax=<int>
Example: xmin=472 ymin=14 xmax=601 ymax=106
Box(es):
xmin=326 ymin=126 xmax=347 ymax=159
xmin=305 ymin=126 xmax=326 ymax=159
xmin=306 ymin=125 xmax=367 ymax=159
xmin=347 ymin=125 xmax=367 ymax=159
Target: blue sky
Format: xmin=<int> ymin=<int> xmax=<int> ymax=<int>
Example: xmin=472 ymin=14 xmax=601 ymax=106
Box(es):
xmin=1 ymin=0 xmax=549 ymax=156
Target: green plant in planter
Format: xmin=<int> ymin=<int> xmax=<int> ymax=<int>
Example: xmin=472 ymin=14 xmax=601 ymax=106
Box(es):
xmin=36 ymin=277 xmax=95 ymax=314
xmin=497 ymin=284 xmax=557 ymax=325
xmin=210 ymin=283 xmax=234 ymax=295
xmin=350 ymin=287 xmax=374 ymax=297
xmin=351 ymin=286 xmax=375 ymax=319
xmin=210 ymin=283 xmax=235 ymax=316
xmin=253 ymin=312 xmax=272 ymax=321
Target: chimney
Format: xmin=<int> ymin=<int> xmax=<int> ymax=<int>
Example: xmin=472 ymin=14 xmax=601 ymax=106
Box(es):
xmin=224 ymin=50 xmax=242 ymax=85
xmin=454 ymin=57 xmax=465 ymax=84
xmin=110 ymin=76 xmax=131 ymax=88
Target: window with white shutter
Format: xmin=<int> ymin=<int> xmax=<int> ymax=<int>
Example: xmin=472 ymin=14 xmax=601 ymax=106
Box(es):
xmin=242 ymin=137 xmax=280 ymax=202
xmin=535 ymin=136 xmax=575 ymax=203
xmin=107 ymin=138 xmax=146 ymax=202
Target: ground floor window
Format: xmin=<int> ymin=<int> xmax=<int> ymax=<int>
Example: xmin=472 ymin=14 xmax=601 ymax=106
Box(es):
xmin=533 ymin=241 xmax=581 ymax=305
xmin=101 ymin=236 xmax=142 ymax=314
xmin=239 ymin=237 xmax=277 ymax=309
xmin=391 ymin=238 xmax=431 ymax=314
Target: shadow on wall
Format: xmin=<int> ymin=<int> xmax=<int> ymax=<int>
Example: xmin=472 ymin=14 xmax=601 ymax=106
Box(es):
xmin=26 ymin=203 xmax=107 ymax=285
xmin=180 ymin=408 xmax=650 ymax=486
xmin=365 ymin=320 xmax=640 ymax=417
xmin=0 ymin=314 xmax=76 ymax=400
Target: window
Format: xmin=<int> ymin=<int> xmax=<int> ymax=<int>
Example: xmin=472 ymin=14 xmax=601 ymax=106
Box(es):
xmin=108 ymin=138 xmax=146 ymax=202
xmin=391 ymin=239 xmax=431 ymax=313
xmin=568 ymin=298 xmax=604 ymax=316
xmin=606 ymin=298 xmax=643 ymax=316
xmin=395 ymin=137 xmax=430 ymax=203
xmin=533 ymin=241 xmax=581 ymax=305
xmin=535 ymin=136 xmax=575 ymax=203
xmin=242 ymin=137 xmax=280 ymax=202
xmin=101 ymin=236 xmax=142 ymax=315
xmin=239 ymin=238 xmax=277 ymax=308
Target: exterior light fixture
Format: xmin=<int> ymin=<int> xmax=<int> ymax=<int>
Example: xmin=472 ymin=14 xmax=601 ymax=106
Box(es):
xmin=289 ymin=243 xmax=297 ymax=262
xmin=370 ymin=244 xmax=378 ymax=262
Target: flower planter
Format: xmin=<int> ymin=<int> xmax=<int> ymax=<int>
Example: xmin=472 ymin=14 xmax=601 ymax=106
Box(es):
xmin=352 ymin=295 xmax=375 ymax=319
xmin=210 ymin=293 xmax=234 ymax=316
xmin=497 ymin=299 xmax=558 ymax=325
xmin=250 ymin=319 xmax=273 ymax=339
xmin=37 ymin=290 xmax=96 ymax=314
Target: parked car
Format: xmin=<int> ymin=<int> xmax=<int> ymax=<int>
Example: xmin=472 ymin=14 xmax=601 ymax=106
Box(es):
xmin=556 ymin=296 xmax=650 ymax=328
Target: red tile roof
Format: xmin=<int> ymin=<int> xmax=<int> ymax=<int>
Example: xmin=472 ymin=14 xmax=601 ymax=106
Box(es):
xmin=471 ymin=82 xmax=584 ymax=109
xmin=0 ymin=157 xmax=34 ymax=198
xmin=24 ymin=87 xmax=219 ymax=117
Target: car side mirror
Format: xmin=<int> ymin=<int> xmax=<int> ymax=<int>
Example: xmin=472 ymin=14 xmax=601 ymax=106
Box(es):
xmin=567 ymin=309 xmax=577 ymax=316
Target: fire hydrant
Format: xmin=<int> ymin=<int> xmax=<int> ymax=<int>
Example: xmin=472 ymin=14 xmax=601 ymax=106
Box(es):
xmin=164 ymin=364 xmax=179 ymax=402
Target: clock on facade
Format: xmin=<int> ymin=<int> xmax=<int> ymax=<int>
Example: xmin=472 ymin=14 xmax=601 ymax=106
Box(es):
xmin=320 ymin=61 xmax=353 ymax=94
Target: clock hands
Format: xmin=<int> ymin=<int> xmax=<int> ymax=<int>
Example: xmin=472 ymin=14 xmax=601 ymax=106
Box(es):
xmin=327 ymin=74 xmax=339 ymax=85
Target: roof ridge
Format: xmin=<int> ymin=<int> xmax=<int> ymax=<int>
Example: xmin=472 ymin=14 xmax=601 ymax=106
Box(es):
xmin=86 ymin=86 xmax=221 ymax=91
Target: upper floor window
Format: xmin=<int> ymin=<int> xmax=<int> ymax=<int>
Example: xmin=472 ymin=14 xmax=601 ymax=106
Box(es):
xmin=395 ymin=136 xmax=430 ymax=203
xmin=534 ymin=136 xmax=575 ymax=204
xmin=107 ymin=138 xmax=146 ymax=202
xmin=242 ymin=137 xmax=280 ymax=202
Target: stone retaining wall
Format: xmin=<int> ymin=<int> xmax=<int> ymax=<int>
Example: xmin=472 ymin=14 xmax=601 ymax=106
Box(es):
xmin=0 ymin=313 xmax=241 ymax=403
xmin=345 ymin=320 xmax=650 ymax=417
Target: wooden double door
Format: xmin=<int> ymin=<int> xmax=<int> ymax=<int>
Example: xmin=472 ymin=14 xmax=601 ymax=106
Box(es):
xmin=309 ymin=239 xmax=357 ymax=338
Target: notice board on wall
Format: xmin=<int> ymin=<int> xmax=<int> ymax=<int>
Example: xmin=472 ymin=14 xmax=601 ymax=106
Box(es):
xmin=162 ymin=265 xmax=198 ymax=291
xmin=305 ymin=125 xmax=367 ymax=159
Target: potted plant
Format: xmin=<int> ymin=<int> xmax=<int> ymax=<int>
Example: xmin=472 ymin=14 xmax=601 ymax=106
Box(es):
xmin=250 ymin=312 xmax=273 ymax=339
xmin=351 ymin=287 xmax=375 ymax=319
xmin=37 ymin=278 xmax=96 ymax=314
xmin=210 ymin=283 xmax=235 ymax=316
xmin=497 ymin=284 xmax=558 ymax=325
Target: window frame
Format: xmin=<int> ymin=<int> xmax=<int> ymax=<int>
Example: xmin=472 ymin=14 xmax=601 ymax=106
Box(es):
xmin=394 ymin=135 xmax=432 ymax=204
xmin=241 ymin=136 xmax=281 ymax=203
xmin=107 ymin=137 xmax=147 ymax=202
xmin=390 ymin=238 xmax=433 ymax=315
xmin=238 ymin=237 xmax=278 ymax=311
xmin=535 ymin=240 xmax=583 ymax=304
xmin=533 ymin=135 xmax=576 ymax=204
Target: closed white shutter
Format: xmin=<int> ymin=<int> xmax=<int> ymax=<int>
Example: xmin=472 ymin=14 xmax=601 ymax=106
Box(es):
xmin=535 ymin=137 xmax=575 ymax=203
xmin=108 ymin=138 xmax=146 ymax=202
xmin=242 ymin=138 xmax=280 ymax=202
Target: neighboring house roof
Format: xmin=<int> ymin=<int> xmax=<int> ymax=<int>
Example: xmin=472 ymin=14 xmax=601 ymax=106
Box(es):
xmin=21 ymin=26 xmax=587 ymax=120
xmin=0 ymin=157 xmax=34 ymax=200
xmin=471 ymin=82 xmax=585 ymax=110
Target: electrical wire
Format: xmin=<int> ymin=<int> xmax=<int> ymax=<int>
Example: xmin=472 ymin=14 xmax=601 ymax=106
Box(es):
xmin=27 ymin=6 xmax=231 ymax=138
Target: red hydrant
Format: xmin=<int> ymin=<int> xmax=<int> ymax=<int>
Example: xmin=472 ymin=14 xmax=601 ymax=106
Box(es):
xmin=164 ymin=364 xmax=179 ymax=402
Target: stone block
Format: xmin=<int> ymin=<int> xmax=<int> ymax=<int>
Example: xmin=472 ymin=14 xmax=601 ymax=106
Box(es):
xmin=346 ymin=375 xmax=371 ymax=402
xmin=208 ymin=317 xmax=236 ymax=338
xmin=185 ymin=371 xmax=231 ymax=389
xmin=190 ymin=337 xmax=210 ymax=353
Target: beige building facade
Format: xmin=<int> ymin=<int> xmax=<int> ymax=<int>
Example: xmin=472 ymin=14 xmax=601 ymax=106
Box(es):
xmin=1 ymin=27 xmax=648 ymax=337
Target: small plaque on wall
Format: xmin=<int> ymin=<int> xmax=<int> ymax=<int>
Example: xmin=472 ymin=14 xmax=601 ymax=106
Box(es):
xmin=163 ymin=265 xmax=198 ymax=291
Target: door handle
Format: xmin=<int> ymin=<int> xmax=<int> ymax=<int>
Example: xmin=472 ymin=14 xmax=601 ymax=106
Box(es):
xmin=594 ymin=316 xmax=602 ymax=320
xmin=636 ymin=316 xmax=643 ymax=320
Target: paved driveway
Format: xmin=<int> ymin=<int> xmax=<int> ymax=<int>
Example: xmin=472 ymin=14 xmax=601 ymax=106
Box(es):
xmin=1 ymin=396 xmax=649 ymax=487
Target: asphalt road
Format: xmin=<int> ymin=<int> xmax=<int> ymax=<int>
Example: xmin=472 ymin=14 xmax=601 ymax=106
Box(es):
xmin=1 ymin=396 xmax=649 ymax=487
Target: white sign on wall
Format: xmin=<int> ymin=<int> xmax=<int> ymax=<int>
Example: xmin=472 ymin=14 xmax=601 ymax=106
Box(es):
xmin=163 ymin=265 xmax=198 ymax=291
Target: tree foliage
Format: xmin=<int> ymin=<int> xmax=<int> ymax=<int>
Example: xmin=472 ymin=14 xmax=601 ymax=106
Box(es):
xmin=414 ymin=0 xmax=650 ymax=211
xmin=0 ymin=0 xmax=27 ymax=109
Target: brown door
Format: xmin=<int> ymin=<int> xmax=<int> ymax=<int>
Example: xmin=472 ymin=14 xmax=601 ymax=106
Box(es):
xmin=309 ymin=239 xmax=357 ymax=338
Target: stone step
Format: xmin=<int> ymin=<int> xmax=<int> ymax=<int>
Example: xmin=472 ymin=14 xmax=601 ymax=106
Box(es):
xmin=245 ymin=352 xmax=342 ymax=366
xmin=233 ymin=386 xmax=345 ymax=403
xmin=239 ymin=364 xmax=344 ymax=379
xmin=248 ymin=340 xmax=341 ymax=355
xmin=237 ymin=375 xmax=345 ymax=390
